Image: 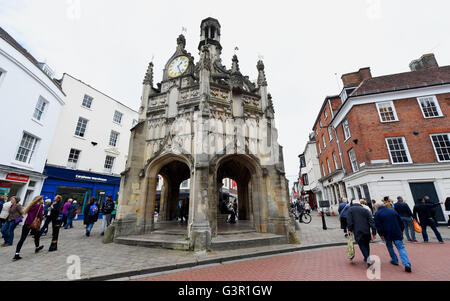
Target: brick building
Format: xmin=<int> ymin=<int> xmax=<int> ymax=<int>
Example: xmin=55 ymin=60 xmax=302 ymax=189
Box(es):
xmin=328 ymin=54 xmax=450 ymax=222
xmin=312 ymin=94 xmax=347 ymax=209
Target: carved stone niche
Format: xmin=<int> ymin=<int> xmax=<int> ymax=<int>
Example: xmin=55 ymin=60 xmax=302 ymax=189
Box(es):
xmin=181 ymin=89 xmax=200 ymax=100
xmin=211 ymin=87 xmax=229 ymax=101
xmin=243 ymin=95 xmax=260 ymax=107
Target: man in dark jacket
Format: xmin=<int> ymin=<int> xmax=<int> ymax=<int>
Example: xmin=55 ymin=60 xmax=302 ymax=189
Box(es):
xmin=413 ymin=198 xmax=444 ymax=243
xmin=101 ymin=196 xmax=114 ymax=236
xmin=347 ymin=201 xmax=377 ymax=266
xmin=394 ymin=197 xmax=417 ymax=242
xmin=338 ymin=198 xmax=349 ymax=237
xmin=374 ymin=203 xmax=412 ymax=273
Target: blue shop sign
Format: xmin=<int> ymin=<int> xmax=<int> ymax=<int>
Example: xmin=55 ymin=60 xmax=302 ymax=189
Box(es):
xmin=44 ymin=165 xmax=121 ymax=185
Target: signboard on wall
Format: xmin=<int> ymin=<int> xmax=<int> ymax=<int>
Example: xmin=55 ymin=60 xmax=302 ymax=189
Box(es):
xmin=319 ymin=200 xmax=331 ymax=208
xmin=6 ymin=173 xmax=29 ymax=183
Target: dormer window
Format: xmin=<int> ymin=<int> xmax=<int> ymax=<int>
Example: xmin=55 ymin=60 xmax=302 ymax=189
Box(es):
xmin=341 ymin=87 xmax=356 ymax=102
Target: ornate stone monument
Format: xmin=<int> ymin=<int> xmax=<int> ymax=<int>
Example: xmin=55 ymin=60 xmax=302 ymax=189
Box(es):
xmin=115 ymin=18 xmax=295 ymax=251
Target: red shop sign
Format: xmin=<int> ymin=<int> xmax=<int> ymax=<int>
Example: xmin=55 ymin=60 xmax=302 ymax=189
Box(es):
xmin=6 ymin=173 xmax=29 ymax=183
xmin=0 ymin=181 xmax=12 ymax=188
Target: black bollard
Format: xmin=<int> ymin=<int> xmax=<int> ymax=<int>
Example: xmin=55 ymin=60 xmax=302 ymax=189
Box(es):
xmin=321 ymin=208 xmax=328 ymax=230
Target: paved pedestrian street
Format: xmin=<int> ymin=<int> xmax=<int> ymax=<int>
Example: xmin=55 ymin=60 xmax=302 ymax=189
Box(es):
xmin=0 ymin=215 xmax=449 ymax=281
xmin=135 ymin=242 xmax=450 ymax=281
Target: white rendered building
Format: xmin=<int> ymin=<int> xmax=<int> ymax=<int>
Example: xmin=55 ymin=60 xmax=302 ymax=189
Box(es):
xmin=0 ymin=27 xmax=65 ymax=205
xmin=41 ymin=74 xmax=138 ymax=207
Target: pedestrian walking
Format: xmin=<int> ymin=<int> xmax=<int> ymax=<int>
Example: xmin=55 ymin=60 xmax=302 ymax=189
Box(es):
xmin=383 ymin=196 xmax=394 ymax=209
xmin=413 ymin=197 xmax=444 ymax=243
xmin=0 ymin=194 xmax=10 ymax=228
xmin=338 ymin=198 xmax=349 ymax=237
xmin=101 ymin=195 xmax=114 ymax=235
xmin=374 ymin=202 xmax=412 ymax=273
xmin=394 ymin=197 xmax=417 ymax=242
xmin=424 ymin=196 xmax=440 ymax=225
xmin=84 ymin=197 xmax=99 ymax=237
xmin=65 ymin=200 xmax=77 ymax=229
xmin=182 ymin=197 xmax=189 ymax=223
xmin=43 ymin=199 xmax=51 ymax=217
xmin=1 ymin=197 xmax=23 ymax=247
xmin=226 ymin=198 xmax=236 ymax=224
xmin=178 ymin=199 xmax=184 ymax=224
xmin=61 ymin=198 xmax=72 ymax=227
xmin=371 ymin=200 xmax=377 ymax=214
xmin=445 ymin=197 xmax=450 ymax=229
xmin=40 ymin=195 xmax=63 ymax=237
xmin=13 ymin=196 xmax=45 ymax=261
xmin=112 ymin=200 xmax=118 ymax=221
xmin=346 ymin=200 xmax=377 ymax=266
xmin=233 ymin=199 xmax=238 ymax=220
xmin=359 ymin=200 xmax=372 ymax=214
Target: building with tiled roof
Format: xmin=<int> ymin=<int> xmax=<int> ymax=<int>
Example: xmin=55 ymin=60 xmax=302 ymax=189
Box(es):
xmin=326 ymin=54 xmax=450 ymax=221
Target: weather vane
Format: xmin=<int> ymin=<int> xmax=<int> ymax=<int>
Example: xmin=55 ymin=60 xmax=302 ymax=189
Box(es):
xmin=234 ymin=46 xmax=239 ymax=55
xmin=258 ymin=53 xmax=265 ymax=60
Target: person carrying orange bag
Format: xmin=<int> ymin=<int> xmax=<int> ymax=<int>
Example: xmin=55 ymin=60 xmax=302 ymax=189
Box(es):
xmin=413 ymin=219 xmax=422 ymax=233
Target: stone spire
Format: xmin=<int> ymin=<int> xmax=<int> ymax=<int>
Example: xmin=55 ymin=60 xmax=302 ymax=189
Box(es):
xmin=230 ymin=55 xmax=243 ymax=89
xmin=257 ymin=60 xmax=267 ymax=87
xmin=143 ymin=62 xmax=154 ymax=86
xmin=231 ymin=55 xmax=241 ymax=73
xmin=177 ymin=34 xmax=186 ymax=51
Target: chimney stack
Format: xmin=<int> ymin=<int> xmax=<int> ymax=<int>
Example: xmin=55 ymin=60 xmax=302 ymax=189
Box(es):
xmin=341 ymin=67 xmax=372 ymax=88
xmin=409 ymin=53 xmax=439 ymax=71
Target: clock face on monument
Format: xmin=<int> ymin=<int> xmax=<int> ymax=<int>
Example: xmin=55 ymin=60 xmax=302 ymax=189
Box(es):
xmin=168 ymin=56 xmax=189 ymax=78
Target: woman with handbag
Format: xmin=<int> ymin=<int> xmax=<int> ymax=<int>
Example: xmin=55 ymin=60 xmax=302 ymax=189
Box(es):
xmin=13 ymin=196 xmax=44 ymax=261
xmin=1 ymin=197 xmax=23 ymax=247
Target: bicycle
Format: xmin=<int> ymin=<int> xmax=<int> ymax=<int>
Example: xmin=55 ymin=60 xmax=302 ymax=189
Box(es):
xmin=290 ymin=205 xmax=312 ymax=224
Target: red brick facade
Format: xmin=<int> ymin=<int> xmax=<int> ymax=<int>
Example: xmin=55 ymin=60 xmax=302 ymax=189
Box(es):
xmin=335 ymin=92 xmax=450 ymax=175
xmin=313 ymin=96 xmax=343 ymax=178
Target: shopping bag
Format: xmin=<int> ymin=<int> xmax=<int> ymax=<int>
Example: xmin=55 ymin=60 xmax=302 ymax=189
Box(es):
xmin=413 ymin=220 xmax=422 ymax=233
xmin=346 ymin=234 xmax=355 ymax=260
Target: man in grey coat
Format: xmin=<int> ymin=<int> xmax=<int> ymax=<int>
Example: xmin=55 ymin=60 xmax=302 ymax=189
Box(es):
xmin=347 ymin=200 xmax=377 ymax=267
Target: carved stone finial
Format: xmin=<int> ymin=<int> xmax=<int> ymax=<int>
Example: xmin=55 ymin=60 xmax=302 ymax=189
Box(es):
xmin=199 ymin=45 xmax=211 ymax=71
xmin=231 ymin=55 xmax=240 ymax=73
xmin=230 ymin=55 xmax=243 ymax=89
xmin=257 ymin=60 xmax=267 ymax=87
xmin=177 ymin=34 xmax=186 ymax=50
xmin=143 ymin=62 xmax=154 ymax=85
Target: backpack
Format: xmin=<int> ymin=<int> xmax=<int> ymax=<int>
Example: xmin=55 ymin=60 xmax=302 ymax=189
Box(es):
xmin=104 ymin=199 xmax=114 ymax=213
xmin=89 ymin=204 xmax=99 ymax=217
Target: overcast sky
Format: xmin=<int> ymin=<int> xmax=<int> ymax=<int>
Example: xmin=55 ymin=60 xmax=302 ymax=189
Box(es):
xmin=1 ymin=0 xmax=449 ymax=186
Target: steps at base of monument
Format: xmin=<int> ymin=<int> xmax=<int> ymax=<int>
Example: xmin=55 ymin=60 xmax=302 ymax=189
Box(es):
xmin=211 ymin=233 xmax=288 ymax=251
xmin=115 ymin=234 xmax=189 ymax=251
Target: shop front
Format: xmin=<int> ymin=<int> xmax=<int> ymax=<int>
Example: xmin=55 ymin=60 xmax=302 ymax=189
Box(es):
xmin=0 ymin=165 xmax=45 ymax=207
xmin=41 ymin=165 xmax=121 ymax=220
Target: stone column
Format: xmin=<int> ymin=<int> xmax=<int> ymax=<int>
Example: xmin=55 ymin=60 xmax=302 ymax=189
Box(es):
xmin=189 ymin=163 xmax=212 ymax=251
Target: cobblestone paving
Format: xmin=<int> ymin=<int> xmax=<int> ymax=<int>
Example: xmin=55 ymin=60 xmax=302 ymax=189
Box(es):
xmin=0 ymin=214 xmax=448 ymax=281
